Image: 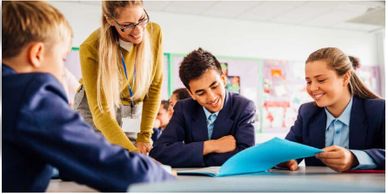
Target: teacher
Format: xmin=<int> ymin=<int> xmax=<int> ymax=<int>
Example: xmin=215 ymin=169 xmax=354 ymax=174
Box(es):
xmin=74 ymin=1 xmax=163 ymax=154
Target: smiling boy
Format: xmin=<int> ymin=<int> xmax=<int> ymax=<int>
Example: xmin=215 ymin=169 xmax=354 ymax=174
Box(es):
xmin=150 ymin=48 xmax=256 ymax=167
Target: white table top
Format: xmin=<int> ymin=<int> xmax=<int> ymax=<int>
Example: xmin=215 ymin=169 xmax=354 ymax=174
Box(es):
xmin=129 ymin=166 xmax=385 ymax=192
xmin=47 ymin=166 xmax=385 ymax=192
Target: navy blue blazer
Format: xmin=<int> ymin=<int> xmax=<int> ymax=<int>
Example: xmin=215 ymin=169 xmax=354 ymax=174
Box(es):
xmin=286 ymin=96 xmax=385 ymax=169
xmin=2 ymin=65 xmax=174 ymax=192
xmin=149 ymin=92 xmax=256 ymax=167
xmin=151 ymin=127 xmax=162 ymax=143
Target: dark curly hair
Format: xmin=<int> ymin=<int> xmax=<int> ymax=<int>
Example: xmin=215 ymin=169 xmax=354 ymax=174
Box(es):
xmin=179 ymin=48 xmax=222 ymax=90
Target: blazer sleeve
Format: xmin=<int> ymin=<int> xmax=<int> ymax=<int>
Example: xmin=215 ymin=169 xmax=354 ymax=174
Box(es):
xmin=149 ymin=103 xmax=205 ymax=167
xmin=204 ymin=100 xmax=256 ymax=166
xmin=364 ymin=102 xmax=385 ymax=169
xmin=364 ymin=149 xmax=385 ymax=169
xmin=17 ymin=81 xmax=174 ymax=191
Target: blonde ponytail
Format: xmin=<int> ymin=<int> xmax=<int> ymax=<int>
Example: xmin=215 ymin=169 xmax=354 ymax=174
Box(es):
xmin=349 ymin=71 xmax=380 ymax=99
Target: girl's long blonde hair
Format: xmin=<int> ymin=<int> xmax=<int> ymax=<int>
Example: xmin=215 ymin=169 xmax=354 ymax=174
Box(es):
xmin=98 ymin=1 xmax=153 ymax=115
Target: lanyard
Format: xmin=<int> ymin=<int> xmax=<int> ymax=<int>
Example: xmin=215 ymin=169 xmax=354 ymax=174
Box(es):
xmin=120 ymin=49 xmax=136 ymax=108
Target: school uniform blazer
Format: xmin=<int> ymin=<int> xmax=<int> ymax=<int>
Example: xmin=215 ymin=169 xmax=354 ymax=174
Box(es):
xmin=149 ymin=92 xmax=256 ymax=167
xmin=2 ymin=65 xmax=174 ymax=192
xmin=285 ymin=96 xmax=385 ymax=169
xmin=151 ymin=127 xmax=162 ymax=143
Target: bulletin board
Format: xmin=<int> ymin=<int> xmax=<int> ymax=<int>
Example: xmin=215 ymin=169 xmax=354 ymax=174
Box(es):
xmin=261 ymin=59 xmax=310 ymax=133
xmin=358 ymin=66 xmax=382 ymax=96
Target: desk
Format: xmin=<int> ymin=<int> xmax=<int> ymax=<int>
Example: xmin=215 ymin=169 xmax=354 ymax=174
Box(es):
xmin=47 ymin=166 xmax=384 ymax=192
xmin=129 ymin=167 xmax=385 ymax=192
xmin=47 ymin=179 xmax=96 ymax=192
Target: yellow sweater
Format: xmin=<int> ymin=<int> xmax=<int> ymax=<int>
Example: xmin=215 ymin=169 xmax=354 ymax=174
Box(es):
xmin=79 ymin=23 xmax=163 ymax=152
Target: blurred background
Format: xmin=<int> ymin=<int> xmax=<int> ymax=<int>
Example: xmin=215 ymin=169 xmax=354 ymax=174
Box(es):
xmin=50 ymin=0 xmax=385 ymax=143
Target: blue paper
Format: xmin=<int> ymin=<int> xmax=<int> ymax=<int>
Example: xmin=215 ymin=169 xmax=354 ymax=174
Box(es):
xmin=217 ymin=137 xmax=323 ymax=176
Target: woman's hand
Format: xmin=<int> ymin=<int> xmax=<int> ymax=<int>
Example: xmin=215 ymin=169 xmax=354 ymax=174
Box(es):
xmin=315 ymin=145 xmax=357 ymax=172
xmin=136 ymin=142 xmax=153 ymax=154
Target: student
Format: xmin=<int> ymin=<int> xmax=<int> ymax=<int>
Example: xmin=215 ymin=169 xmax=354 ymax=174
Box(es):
xmin=280 ymin=47 xmax=385 ymax=172
xmin=74 ymin=1 xmax=163 ymax=154
xmin=168 ymin=87 xmax=191 ymax=115
xmin=153 ymin=89 xmax=191 ymax=143
xmin=150 ymin=48 xmax=256 ymax=167
xmin=2 ymin=1 xmax=174 ymax=192
xmin=152 ymin=100 xmax=171 ymax=142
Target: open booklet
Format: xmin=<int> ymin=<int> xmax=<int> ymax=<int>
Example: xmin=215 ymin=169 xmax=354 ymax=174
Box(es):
xmin=177 ymin=137 xmax=323 ymax=177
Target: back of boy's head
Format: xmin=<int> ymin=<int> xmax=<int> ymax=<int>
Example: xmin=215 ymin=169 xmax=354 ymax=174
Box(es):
xmin=160 ymin=100 xmax=169 ymax=111
xmin=179 ymin=48 xmax=222 ymax=91
xmin=348 ymin=56 xmax=361 ymax=70
xmin=2 ymin=1 xmax=73 ymax=59
xmin=172 ymin=88 xmax=190 ymax=101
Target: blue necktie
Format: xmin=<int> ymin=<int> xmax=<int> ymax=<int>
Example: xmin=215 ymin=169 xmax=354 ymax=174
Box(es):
xmin=207 ymin=113 xmax=217 ymax=139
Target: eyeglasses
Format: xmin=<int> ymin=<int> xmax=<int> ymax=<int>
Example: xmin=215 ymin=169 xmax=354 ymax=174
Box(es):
xmin=109 ymin=9 xmax=149 ymax=32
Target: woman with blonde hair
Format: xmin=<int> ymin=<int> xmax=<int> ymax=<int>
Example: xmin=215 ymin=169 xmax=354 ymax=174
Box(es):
xmin=74 ymin=1 xmax=163 ymax=154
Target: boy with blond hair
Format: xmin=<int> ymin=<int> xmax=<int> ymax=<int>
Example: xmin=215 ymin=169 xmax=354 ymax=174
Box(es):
xmin=2 ymin=1 xmax=173 ymax=192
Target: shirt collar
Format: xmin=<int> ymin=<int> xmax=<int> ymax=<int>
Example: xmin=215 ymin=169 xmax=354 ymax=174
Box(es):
xmin=325 ymin=96 xmax=353 ymax=129
xmin=119 ymin=38 xmax=133 ymax=52
xmin=203 ymin=107 xmax=219 ymax=120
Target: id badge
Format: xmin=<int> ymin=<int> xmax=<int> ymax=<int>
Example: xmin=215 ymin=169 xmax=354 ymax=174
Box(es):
xmin=121 ymin=102 xmax=142 ymax=133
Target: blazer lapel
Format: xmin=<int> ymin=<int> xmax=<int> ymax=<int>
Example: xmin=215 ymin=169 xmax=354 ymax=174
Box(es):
xmin=308 ymin=108 xmax=326 ymax=149
xmin=191 ymin=103 xmax=209 ymax=142
xmin=212 ymin=92 xmax=233 ymax=139
xmin=349 ymin=97 xmax=367 ymax=149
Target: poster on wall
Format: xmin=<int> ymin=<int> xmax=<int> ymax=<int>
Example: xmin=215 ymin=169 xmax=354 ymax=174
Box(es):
xmin=358 ymin=66 xmax=381 ymax=96
xmin=261 ymin=59 xmax=310 ymax=133
xmin=226 ymin=76 xmax=241 ymax=94
xmin=220 ymin=62 xmax=229 ymax=76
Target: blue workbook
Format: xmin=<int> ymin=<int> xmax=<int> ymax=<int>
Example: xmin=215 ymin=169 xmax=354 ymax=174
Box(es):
xmin=177 ymin=137 xmax=323 ymax=177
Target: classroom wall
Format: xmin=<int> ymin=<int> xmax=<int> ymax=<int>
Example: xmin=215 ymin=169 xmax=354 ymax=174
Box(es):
xmin=51 ymin=2 xmax=385 ymax=143
xmin=51 ymin=1 xmax=382 ymax=66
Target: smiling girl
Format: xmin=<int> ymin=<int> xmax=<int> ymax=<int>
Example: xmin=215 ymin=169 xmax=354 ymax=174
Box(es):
xmin=281 ymin=47 xmax=385 ymax=172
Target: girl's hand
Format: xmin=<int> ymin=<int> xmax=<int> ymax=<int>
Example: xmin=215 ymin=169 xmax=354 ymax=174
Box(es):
xmin=315 ymin=145 xmax=357 ymax=172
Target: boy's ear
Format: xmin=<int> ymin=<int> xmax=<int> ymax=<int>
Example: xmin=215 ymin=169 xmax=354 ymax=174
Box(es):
xmin=28 ymin=42 xmax=45 ymax=68
xmin=221 ymin=74 xmax=227 ymax=86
